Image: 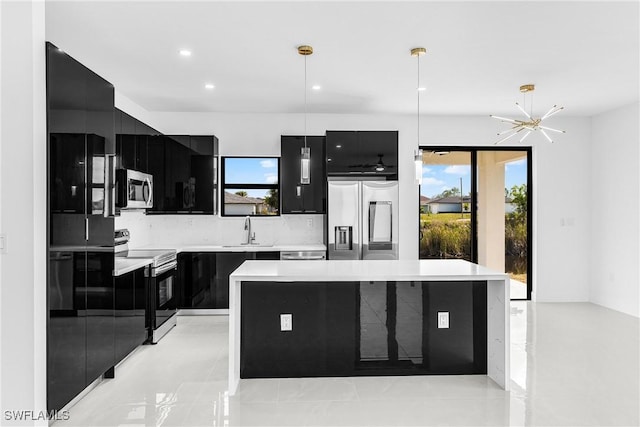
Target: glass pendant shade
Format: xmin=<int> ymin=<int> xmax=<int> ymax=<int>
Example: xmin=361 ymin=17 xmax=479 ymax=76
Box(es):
xmin=414 ymin=149 xmax=423 ymax=185
xmin=300 ymin=146 xmax=310 ymax=184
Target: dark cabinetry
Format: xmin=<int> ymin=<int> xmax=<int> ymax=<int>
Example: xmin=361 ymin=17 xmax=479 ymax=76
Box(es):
xmin=163 ymin=135 xmax=218 ymax=213
xmin=114 ymin=267 xmax=147 ymax=365
xmin=117 ymin=126 xmax=219 ymax=214
xmin=240 ymin=280 xmax=487 ymax=378
xmin=47 ymin=42 xmax=116 ymax=412
xmin=179 ymin=251 xmax=279 ymax=309
xmin=241 ymin=281 xmax=357 ymax=377
xmin=280 ymin=136 xmax=326 ymax=213
xmin=115 ymin=109 xmax=156 ymax=172
xmin=326 ymin=131 xmax=398 ymax=179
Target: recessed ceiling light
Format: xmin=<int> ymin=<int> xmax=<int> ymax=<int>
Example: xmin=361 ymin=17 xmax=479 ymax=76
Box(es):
xmin=205 ymin=83 xmax=215 ymax=90
xmin=417 ymin=87 xmax=426 ymax=91
xmin=312 ymin=85 xmax=321 ymax=90
xmin=179 ymin=49 xmax=192 ymax=57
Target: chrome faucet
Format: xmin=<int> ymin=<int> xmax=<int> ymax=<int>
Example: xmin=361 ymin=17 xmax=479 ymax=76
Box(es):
xmin=242 ymin=216 xmax=255 ymax=245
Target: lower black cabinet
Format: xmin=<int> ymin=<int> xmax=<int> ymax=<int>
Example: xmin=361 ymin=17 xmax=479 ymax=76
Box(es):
xmin=240 ymin=280 xmax=487 ymax=378
xmin=114 ymin=267 xmax=147 ymax=365
xmin=179 ymin=251 xmax=279 ymax=309
xmin=241 ymin=281 xmax=357 ymax=378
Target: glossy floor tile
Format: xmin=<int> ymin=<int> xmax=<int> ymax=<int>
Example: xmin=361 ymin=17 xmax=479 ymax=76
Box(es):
xmin=53 ymin=303 xmax=639 ymax=426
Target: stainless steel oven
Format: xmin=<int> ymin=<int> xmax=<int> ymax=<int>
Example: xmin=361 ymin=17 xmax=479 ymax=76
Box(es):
xmin=115 ymin=229 xmax=177 ymax=344
xmin=146 ymin=257 xmax=178 ymax=343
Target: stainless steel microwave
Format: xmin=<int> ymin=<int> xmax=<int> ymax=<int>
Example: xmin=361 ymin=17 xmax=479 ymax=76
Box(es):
xmin=116 ymin=169 xmax=153 ymax=209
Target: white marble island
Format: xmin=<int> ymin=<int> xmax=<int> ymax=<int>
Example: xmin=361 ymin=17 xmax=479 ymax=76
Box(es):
xmin=229 ymin=259 xmax=510 ymax=395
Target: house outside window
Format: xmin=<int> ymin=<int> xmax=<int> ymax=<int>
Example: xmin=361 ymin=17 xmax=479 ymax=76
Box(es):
xmin=221 ymin=157 xmax=279 ymax=216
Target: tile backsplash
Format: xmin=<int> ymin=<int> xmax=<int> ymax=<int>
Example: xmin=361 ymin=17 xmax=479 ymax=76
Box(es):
xmin=115 ymin=211 xmax=324 ymax=248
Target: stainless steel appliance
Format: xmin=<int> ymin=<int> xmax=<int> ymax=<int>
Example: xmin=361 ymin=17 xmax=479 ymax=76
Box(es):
xmin=115 ymin=229 xmax=177 ymax=343
xmin=280 ymin=250 xmax=326 ymax=260
xmin=328 ymin=180 xmax=398 ymax=260
xmin=116 ymin=169 xmax=153 ymax=209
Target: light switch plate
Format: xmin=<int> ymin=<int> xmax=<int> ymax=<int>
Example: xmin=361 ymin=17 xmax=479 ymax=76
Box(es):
xmin=437 ymin=311 xmax=449 ymax=329
xmin=0 ymin=234 xmax=6 ymax=254
xmin=280 ymin=314 xmax=292 ymax=331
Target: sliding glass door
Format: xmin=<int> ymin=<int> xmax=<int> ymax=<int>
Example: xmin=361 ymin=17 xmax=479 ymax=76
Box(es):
xmin=419 ymin=147 xmax=531 ymax=300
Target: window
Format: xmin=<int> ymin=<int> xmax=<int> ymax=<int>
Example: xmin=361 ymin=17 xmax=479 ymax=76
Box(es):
xmin=221 ymin=157 xmax=279 ymax=216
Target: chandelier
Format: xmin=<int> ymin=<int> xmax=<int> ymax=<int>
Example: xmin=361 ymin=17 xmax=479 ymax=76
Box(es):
xmin=490 ymin=84 xmax=565 ymax=144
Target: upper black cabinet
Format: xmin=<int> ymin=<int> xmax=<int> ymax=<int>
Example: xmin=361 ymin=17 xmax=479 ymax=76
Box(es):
xmin=326 ymin=131 xmax=398 ymax=179
xmin=156 ymin=135 xmax=219 ymax=214
xmin=281 ymin=135 xmax=326 ymax=214
xmin=115 ymin=108 xmax=219 ymax=215
xmin=115 ymin=108 xmax=158 ymax=173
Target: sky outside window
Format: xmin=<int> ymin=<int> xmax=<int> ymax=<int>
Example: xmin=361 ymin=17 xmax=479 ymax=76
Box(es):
xmin=420 ymin=158 xmax=526 ymax=199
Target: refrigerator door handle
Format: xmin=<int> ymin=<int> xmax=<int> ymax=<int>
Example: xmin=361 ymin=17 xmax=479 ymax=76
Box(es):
xmin=358 ymin=181 xmax=363 ymax=260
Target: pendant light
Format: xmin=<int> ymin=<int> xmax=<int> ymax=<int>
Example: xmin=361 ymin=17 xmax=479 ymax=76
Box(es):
xmin=298 ymin=45 xmax=313 ymax=185
xmin=411 ymin=47 xmax=426 ymax=185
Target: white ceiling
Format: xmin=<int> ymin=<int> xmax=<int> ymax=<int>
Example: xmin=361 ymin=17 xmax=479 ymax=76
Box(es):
xmin=45 ymin=1 xmax=639 ymax=117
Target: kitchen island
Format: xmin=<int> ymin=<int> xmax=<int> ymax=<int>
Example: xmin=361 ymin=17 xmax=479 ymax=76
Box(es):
xmin=228 ymin=259 xmax=510 ymax=395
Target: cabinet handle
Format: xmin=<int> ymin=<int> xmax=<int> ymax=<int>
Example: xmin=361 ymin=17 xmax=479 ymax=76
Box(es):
xmin=296 ymin=186 xmax=301 ymax=197
xmin=104 ymin=154 xmax=116 ymax=218
xmin=85 ymin=217 xmax=89 ymax=241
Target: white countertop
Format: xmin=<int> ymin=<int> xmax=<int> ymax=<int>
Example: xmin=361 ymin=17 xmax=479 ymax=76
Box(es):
xmin=134 ymin=243 xmax=326 ymax=254
xmin=113 ymin=258 xmax=152 ymax=277
xmin=229 ymin=259 xmax=509 ymax=282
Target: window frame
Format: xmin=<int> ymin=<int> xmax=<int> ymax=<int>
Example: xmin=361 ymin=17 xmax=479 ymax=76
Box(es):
xmin=220 ymin=156 xmax=281 ymax=217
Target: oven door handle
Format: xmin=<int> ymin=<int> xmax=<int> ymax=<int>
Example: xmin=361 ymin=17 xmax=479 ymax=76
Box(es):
xmin=152 ymin=260 xmax=178 ymax=277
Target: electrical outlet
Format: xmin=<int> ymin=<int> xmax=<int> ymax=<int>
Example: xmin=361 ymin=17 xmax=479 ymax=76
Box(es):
xmin=306 ymin=218 xmax=313 ymax=228
xmin=0 ymin=234 xmax=6 ymax=254
xmin=280 ymin=314 xmax=292 ymax=331
xmin=437 ymin=311 xmax=449 ymax=329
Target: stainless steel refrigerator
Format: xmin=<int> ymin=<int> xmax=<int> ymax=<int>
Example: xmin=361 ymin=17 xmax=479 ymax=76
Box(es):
xmin=328 ymin=180 xmax=399 ymax=260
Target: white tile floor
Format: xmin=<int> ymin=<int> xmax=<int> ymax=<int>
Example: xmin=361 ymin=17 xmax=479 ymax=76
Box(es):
xmin=53 ymin=302 xmax=639 ymax=426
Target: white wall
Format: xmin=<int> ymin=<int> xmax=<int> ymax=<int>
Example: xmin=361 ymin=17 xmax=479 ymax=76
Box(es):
xmin=150 ymin=111 xmax=593 ymax=303
xmin=0 ymin=1 xmax=48 ymax=425
xmin=590 ymin=102 xmax=640 ymax=317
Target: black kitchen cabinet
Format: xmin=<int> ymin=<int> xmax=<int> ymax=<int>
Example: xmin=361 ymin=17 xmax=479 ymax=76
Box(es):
xmin=215 ymin=253 xmax=249 ymax=309
xmin=47 ymin=42 xmax=116 ymax=412
xmin=190 ymin=136 xmax=219 ymax=213
xmin=115 ymin=108 xmax=158 ymax=173
xmin=241 ymin=281 xmax=357 ymax=378
xmin=216 ymin=252 xmax=280 ymax=308
xmin=281 ymin=135 xmax=326 ymax=213
xmin=114 ymin=267 xmax=147 ymax=365
xmin=326 ymin=131 xmax=398 ymax=179
xmin=240 ymin=280 xmax=487 ymax=378
xmin=179 ymin=251 xmax=279 ymax=309
xmin=164 ymin=135 xmax=192 ymax=212
xmin=178 ymin=252 xmax=215 ymax=309
xmin=115 ymin=111 xmax=218 ymax=215
xmin=146 ymin=135 xmax=166 ymax=211
xmin=144 ymin=135 xmax=218 ymax=214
